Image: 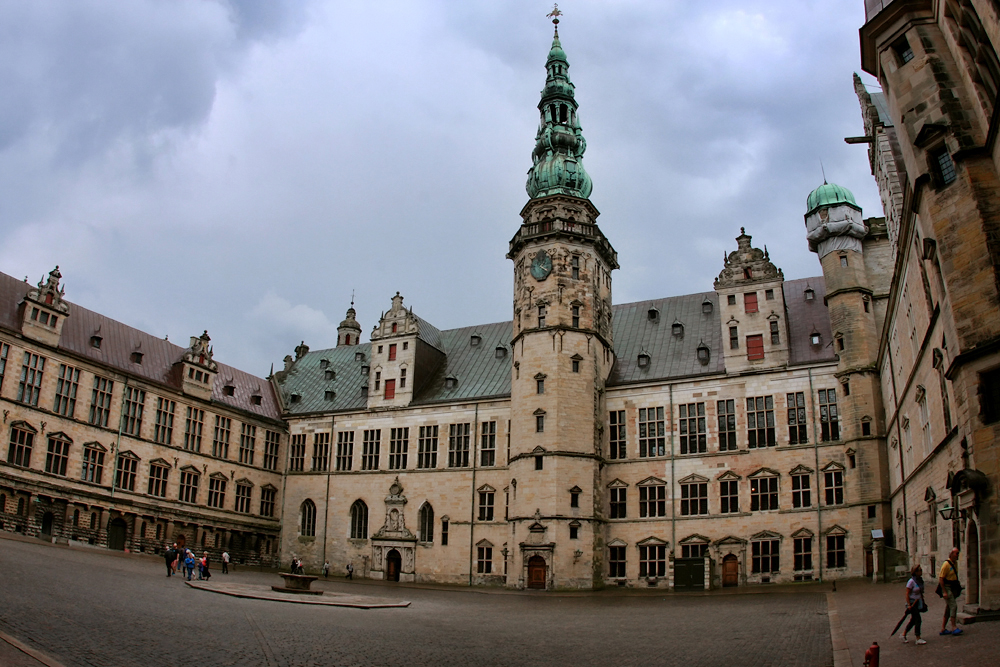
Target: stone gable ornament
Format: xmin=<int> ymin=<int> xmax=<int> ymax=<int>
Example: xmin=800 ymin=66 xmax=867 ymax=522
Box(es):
xmin=714 ymin=228 xmax=783 ymax=289
xmin=26 ymin=266 xmax=70 ymax=314
xmin=184 ymin=331 xmax=218 ymax=371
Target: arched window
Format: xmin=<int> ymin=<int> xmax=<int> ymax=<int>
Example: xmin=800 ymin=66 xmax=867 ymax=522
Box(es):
xmin=419 ymin=503 xmax=434 ymax=543
xmin=350 ymin=499 xmax=368 ymax=539
xmin=300 ymin=499 xmax=316 ymax=537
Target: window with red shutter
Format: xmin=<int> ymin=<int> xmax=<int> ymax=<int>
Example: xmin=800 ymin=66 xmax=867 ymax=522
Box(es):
xmin=384 ymin=379 xmax=396 ymax=400
xmin=746 ymin=334 xmax=765 ymax=360
xmin=388 ymin=344 xmax=397 ymax=361
xmin=744 ymin=292 xmax=758 ymax=313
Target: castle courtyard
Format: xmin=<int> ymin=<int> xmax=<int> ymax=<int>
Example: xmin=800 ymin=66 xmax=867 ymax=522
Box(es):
xmin=2 ymin=534 xmax=997 ymax=667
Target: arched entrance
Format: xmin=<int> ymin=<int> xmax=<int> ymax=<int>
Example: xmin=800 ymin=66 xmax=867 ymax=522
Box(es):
xmin=968 ymin=521 xmax=980 ymax=606
xmin=527 ymin=556 xmax=547 ymax=589
xmin=722 ymin=554 xmax=739 ymax=587
xmin=107 ymin=518 xmax=128 ymax=551
xmin=385 ymin=549 xmax=402 ymax=582
xmin=40 ymin=511 xmax=55 ymax=537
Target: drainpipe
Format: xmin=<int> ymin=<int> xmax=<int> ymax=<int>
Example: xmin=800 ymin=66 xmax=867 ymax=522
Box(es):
xmin=469 ymin=404 xmax=480 ymax=586
xmin=108 ymin=376 xmax=130 ymax=502
xmin=669 ymin=384 xmax=676 ymax=563
xmin=322 ymin=414 xmax=334 ymax=571
xmin=887 ymin=348 xmax=908 ymax=555
xmin=808 ymin=368 xmax=823 ymax=582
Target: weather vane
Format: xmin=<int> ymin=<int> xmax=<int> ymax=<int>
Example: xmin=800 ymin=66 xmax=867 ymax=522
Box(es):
xmin=547 ymin=4 xmax=562 ymax=25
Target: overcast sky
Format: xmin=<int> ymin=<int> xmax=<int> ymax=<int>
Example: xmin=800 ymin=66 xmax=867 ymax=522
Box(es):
xmin=0 ymin=0 xmax=882 ymax=376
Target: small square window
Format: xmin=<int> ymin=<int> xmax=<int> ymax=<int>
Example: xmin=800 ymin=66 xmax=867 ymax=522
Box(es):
xmin=765 ymin=289 xmax=774 ymax=300
xmin=892 ymin=36 xmax=914 ymax=64
xmin=569 ymin=525 xmax=579 ymax=539
xmin=867 ymin=505 xmax=877 ymax=519
xmin=727 ymin=294 xmax=737 ymax=306
xmin=840 ymin=256 xmax=848 ymax=267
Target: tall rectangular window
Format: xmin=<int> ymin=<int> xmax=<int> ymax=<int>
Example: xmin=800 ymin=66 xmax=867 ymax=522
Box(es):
xmin=609 ymin=487 xmax=627 ymax=518
xmin=235 ymin=483 xmax=252 ymax=513
xmin=263 ymin=430 xmax=281 ymax=470
xmin=184 ymin=407 xmax=204 ymax=452
xmin=148 ymin=463 xmax=169 ymax=497
xmin=770 ymin=320 xmax=780 ymax=345
xmin=384 ymin=379 xmax=396 ymax=400
xmin=311 ymin=431 xmax=330 ymax=471
xmin=744 ymin=292 xmax=758 ymax=313
xmin=609 ymin=546 xmax=626 ymax=577
xmin=609 ymin=410 xmax=626 ymax=459
xmin=792 ymin=474 xmax=811 ymax=508
xmin=538 ymin=305 xmax=546 ymax=327
xmin=448 ymin=423 xmax=470 ymax=468
xmin=571 ymin=305 xmax=580 ymax=328
xmin=81 ymin=445 xmax=105 ymax=484
xmin=44 ymin=436 xmax=70 ymax=476
xmin=680 ymin=482 xmax=708 ymax=516
xmin=720 ymin=480 xmax=739 ymax=513
xmin=480 ymin=421 xmax=496 ymax=466
xmin=115 ymin=455 xmax=138 ymax=492
xmin=418 ymin=425 xmax=438 ymax=469
xmin=826 ymin=535 xmax=846 ymax=568
xmin=751 ymin=476 xmax=779 ymax=511
xmin=747 ymin=396 xmax=776 ymax=448
xmin=477 ymin=546 xmax=493 ymax=573
xmin=289 ymin=434 xmax=306 ymax=471
xmin=388 ymin=343 xmax=397 ymax=361
xmin=362 ymin=429 xmax=381 ymax=470
xmin=679 ymin=402 xmax=706 ymax=454
xmin=746 ymin=334 xmax=765 ymax=360
xmin=389 ymin=427 xmax=408 ymax=470
xmin=718 ymin=399 xmax=737 ymax=450
xmin=752 ymin=540 xmax=779 ymax=573
xmin=179 ymin=470 xmax=199 ymax=503
xmin=824 ymin=470 xmax=844 ymax=506
xmin=729 ymin=326 xmax=739 ymax=349
xmin=207 ymin=476 xmax=226 ymax=508
xmin=240 ymin=423 xmax=257 ymax=466
xmin=478 ymin=490 xmax=494 ymax=521
xmin=7 ymin=427 xmax=34 ymax=468
xmin=787 ymin=392 xmax=807 ymax=444
xmin=213 ymin=416 xmax=231 ymax=458
xmin=336 ymin=431 xmax=354 ymax=471
xmin=638 ymin=407 xmax=666 ymax=457
xmin=121 ymin=386 xmax=145 ymax=437
xmin=819 ymin=389 xmax=840 ymax=441
xmin=89 ymin=376 xmax=113 ymax=427
xmin=639 ymin=484 xmax=666 ymax=518
xmin=639 ymin=544 xmax=667 ymax=577
xmin=0 ymin=343 xmax=8 ymax=391
xmin=794 ymin=537 xmax=813 ymax=572
xmin=53 ymin=364 xmax=80 ymax=417
xmin=154 ymin=398 xmax=175 ymax=445
xmin=17 ymin=352 xmax=45 ymax=406
xmin=260 ymin=487 xmax=276 ymax=517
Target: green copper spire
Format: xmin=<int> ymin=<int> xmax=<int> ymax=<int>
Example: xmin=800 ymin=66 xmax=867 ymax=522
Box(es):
xmin=526 ymin=13 xmax=592 ymax=200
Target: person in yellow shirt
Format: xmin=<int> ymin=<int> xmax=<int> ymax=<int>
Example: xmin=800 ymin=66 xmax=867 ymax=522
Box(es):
xmin=939 ymin=547 xmax=964 ymax=635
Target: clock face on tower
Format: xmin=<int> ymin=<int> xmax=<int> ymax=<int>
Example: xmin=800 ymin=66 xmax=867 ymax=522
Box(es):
xmin=530 ymin=250 xmax=553 ymax=281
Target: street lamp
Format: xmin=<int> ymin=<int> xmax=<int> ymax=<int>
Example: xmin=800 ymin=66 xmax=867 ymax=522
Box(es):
xmin=938 ymin=505 xmax=964 ymax=521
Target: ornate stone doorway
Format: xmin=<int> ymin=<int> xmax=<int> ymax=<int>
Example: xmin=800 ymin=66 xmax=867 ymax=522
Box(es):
xmin=527 ymin=556 xmax=546 ymax=589
xmin=722 ymin=554 xmax=739 ymax=587
xmin=107 ymin=518 xmax=127 ymax=551
xmin=386 ymin=549 xmax=402 ymax=582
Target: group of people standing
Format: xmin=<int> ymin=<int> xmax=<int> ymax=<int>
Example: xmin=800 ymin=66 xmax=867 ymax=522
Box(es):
xmin=899 ymin=547 xmax=966 ymax=645
xmin=163 ymin=544 xmax=230 ymax=581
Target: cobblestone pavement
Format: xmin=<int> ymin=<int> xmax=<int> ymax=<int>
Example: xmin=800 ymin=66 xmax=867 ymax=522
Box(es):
xmin=0 ymin=535 xmax=836 ymax=667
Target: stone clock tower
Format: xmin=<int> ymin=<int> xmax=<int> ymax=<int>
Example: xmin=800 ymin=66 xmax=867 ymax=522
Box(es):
xmin=505 ymin=16 xmax=618 ymax=589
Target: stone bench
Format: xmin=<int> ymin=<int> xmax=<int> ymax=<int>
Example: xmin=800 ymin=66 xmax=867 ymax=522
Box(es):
xmin=271 ymin=573 xmax=324 ymax=595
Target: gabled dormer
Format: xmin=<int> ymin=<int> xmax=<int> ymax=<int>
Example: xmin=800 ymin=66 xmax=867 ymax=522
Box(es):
xmin=175 ymin=330 xmax=218 ymax=400
xmin=19 ymin=266 xmax=70 ymax=347
xmin=367 ymin=292 xmax=444 ymax=409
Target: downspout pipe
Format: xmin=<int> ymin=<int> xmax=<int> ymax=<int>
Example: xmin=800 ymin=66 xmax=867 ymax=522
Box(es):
xmin=322 ymin=415 xmax=335 ymax=572
xmin=669 ymin=383 xmax=676 ymax=586
xmin=469 ymin=404 xmax=480 ymax=587
xmin=808 ymin=368 xmax=823 ymax=582
xmin=109 ymin=376 xmax=130 ymax=501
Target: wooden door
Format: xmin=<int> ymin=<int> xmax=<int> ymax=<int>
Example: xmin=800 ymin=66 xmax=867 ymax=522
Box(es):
xmin=386 ymin=549 xmax=401 ymax=582
xmin=968 ymin=522 xmax=980 ymax=605
xmin=107 ymin=518 xmax=127 ymax=551
xmin=865 ymin=550 xmax=874 ymax=577
xmin=722 ymin=555 xmax=739 ymax=587
xmin=527 ymin=556 xmax=546 ymax=589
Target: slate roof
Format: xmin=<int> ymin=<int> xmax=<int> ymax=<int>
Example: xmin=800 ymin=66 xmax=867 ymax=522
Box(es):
xmin=413 ymin=314 xmax=443 ymax=351
xmin=0 ymin=271 xmax=281 ymax=421
xmin=784 ymin=277 xmax=837 ymax=366
xmin=277 ymin=342 xmax=373 ymax=414
xmin=412 ymin=320 xmax=512 ymax=404
xmin=870 ymin=91 xmax=894 ymax=127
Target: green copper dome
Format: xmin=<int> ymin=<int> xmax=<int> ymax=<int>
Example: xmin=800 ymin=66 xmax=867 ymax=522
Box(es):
xmin=526 ymin=28 xmax=592 ymax=200
xmin=805 ymin=182 xmax=858 ymax=214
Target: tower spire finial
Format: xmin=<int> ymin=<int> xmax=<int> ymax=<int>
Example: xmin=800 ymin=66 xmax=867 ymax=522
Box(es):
xmin=350 ymin=289 xmax=355 ymax=308
xmin=547 ymin=4 xmax=562 ymax=33
xmin=820 ymin=159 xmax=828 ymax=185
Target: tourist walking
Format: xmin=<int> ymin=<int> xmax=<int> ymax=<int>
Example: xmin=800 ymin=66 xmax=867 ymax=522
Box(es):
xmin=171 ymin=542 xmax=181 ymax=574
xmin=200 ymin=552 xmax=211 ymax=580
xmin=323 ymin=561 xmax=330 ymax=578
xmin=902 ymin=563 xmax=927 ymax=644
xmin=164 ymin=545 xmax=175 ymax=577
xmin=939 ymin=548 xmax=964 ymax=635
xmin=222 ymin=550 xmax=230 ymax=574
xmin=184 ymin=550 xmax=196 ymax=581
xmin=347 ymin=562 xmax=354 ymax=580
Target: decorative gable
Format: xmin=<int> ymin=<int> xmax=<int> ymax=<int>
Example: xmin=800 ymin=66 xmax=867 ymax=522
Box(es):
xmin=678 ymin=473 xmax=709 ymax=484
xmin=716 ymin=470 xmax=742 ymax=481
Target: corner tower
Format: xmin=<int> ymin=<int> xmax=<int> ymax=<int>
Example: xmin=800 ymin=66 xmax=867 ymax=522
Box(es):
xmin=506 ymin=14 xmax=618 ymax=590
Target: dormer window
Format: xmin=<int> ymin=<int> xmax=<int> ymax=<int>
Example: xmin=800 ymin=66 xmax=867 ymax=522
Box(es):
xmin=131 ymin=351 xmax=143 ymax=365
xmin=810 ymin=333 xmax=822 ymax=346
xmin=355 ymin=352 xmax=365 ymax=362
xmin=251 ymin=394 xmax=262 ymax=406
xmin=495 ymin=345 xmax=507 ymax=359
xmin=319 ymin=359 xmax=329 ymax=369
xmin=702 ymin=300 xmax=713 ymax=314
xmin=90 ymin=335 xmax=103 ymax=349
xmin=804 ymin=288 xmax=815 ymax=301
xmin=471 ymin=334 xmax=481 ymax=347
xmin=671 ymin=321 xmax=684 ymax=337
xmin=361 ymin=365 xmax=370 ymax=375
xmin=290 ymin=393 xmax=301 ymax=404
xmin=325 ymin=390 xmax=336 ymax=401
xmin=223 ymin=384 xmax=235 ymax=396
xmin=697 ymin=342 xmax=711 ymax=365
xmin=647 ymin=307 xmax=659 ymax=322
xmin=637 ymin=352 xmax=650 ymax=368
xmin=445 ymin=376 xmax=457 ymax=390
xmin=325 ymin=370 xmax=336 ymax=381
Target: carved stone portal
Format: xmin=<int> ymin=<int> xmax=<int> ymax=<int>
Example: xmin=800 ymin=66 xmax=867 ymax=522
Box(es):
xmin=370 ymin=477 xmax=417 ymax=582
